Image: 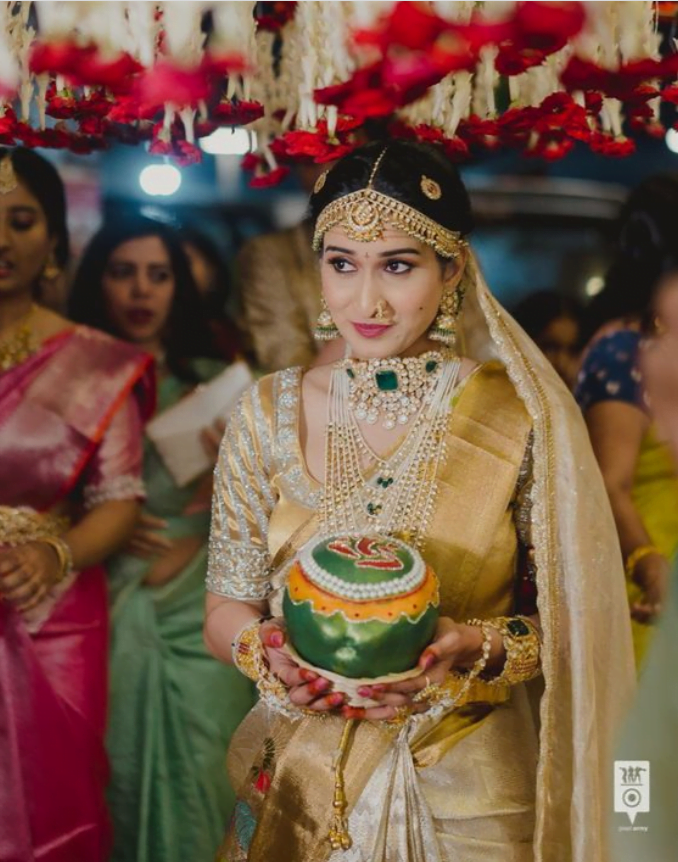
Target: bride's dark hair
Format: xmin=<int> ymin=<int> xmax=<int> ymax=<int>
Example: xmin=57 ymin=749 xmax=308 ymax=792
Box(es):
xmin=308 ymin=141 xmax=475 ymax=242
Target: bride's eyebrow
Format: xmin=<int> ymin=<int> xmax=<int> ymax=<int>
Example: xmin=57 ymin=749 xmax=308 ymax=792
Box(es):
xmin=378 ymin=248 xmax=421 ymax=257
xmin=324 ymin=245 xmax=357 ymax=255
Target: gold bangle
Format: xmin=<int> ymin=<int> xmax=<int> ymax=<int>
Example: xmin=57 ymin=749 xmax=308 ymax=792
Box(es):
xmin=412 ymin=622 xmax=493 ymax=709
xmin=625 ymin=545 xmax=662 ymax=578
xmin=38 ymin=536 xmax=73 ymax=583
xmin=469 ymin=616 xmax=541 ymax=686
xmin=232 ymin=619 xmax=306 ymax=720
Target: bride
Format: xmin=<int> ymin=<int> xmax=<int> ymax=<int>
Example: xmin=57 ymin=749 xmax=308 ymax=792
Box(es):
xmin=204 ymin=141 xmax=634 ymax=862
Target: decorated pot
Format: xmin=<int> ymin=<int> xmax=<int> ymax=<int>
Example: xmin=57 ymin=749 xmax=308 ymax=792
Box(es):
xmin=282 ymin=535 xmax=439 ymax=679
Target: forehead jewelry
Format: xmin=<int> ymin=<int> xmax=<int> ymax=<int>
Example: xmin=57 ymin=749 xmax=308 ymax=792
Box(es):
xmin=312 ymin=149 xmax=465 ymax=259
xmin=0 ymin=156 xmax=18 ymax=195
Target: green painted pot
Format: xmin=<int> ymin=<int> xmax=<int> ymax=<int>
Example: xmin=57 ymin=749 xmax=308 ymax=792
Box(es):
xmin=283 ymin=535 xmax=439 ymax=679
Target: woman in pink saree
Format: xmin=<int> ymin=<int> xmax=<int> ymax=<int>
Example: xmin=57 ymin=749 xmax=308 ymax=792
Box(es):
xmin=0 ymin=147 xmax=154 ymax=861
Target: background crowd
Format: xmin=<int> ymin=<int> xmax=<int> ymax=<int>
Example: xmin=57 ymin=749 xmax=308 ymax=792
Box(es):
xmin=0 ymin=140 xmax=676 ymax=862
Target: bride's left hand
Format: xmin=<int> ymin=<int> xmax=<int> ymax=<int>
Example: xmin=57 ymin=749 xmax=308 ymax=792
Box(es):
xmin=342 ymin=617 xmax=498 ymax=721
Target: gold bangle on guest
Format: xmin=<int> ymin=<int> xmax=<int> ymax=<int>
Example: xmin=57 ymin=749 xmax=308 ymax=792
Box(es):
xmin=468 ymin=616 xmax=541 ymax=686
xmin=625 ymin=545 xmax=662 ymax=579
xmin=38 ymin=536 xmax=73 ymax=583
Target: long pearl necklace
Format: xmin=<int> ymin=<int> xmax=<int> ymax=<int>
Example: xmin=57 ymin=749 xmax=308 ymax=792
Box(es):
xmin=321 ymin=352 xmax=461 ymax=549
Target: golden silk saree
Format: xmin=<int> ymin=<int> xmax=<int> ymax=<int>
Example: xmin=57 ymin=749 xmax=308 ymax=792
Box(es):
xmin=207 ymin=256 xmax=635 ymax=862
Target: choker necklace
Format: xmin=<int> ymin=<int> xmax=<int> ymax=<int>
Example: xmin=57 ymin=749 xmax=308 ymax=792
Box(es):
xmin=322 ymin=353 xmax=462 ymax=549
xmin=0 ymin=303 xmax=37 ymax=372
xmin=339 ymin=350 xmax=447 ymax=430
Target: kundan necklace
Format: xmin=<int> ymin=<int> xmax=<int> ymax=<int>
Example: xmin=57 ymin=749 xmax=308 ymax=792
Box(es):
xmin=339 ymin=350 xmax=445 ymax=430
xmin=0 ymin=303 xmax=37 ymax=372
xmin=321 ymin=351 xmax=461 ymax=549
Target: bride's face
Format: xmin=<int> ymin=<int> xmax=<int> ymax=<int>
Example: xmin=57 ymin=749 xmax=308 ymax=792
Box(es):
xmin=321 ymin=226 xmax=463 ymax=359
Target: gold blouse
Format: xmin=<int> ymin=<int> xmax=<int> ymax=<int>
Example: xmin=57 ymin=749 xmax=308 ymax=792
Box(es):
xmin=207 ymin=362 xmax=535 ymax=625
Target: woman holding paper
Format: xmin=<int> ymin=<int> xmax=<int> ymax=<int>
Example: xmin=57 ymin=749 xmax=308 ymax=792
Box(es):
xmin=0 ymin=148 xmax=153 ymax=861
xmin=69 ymin=216 xmax=256 ymax=862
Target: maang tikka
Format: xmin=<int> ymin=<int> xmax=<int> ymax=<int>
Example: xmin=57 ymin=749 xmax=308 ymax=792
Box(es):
xmin=314 ymin=297 xmax=339 ymax=341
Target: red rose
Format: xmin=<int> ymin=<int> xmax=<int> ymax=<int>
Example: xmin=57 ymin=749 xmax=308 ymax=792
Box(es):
xmin=137 ymin=61 xmax=212 ymax=109
xmin=212 ymin=99 xmax=265 ymax=126
xmin=589 ymin=133 xmax=635 ymax=157
xmin=241 ymin=152 xmax=261 ymax=172
xmin=249 ymin=166 xmax=290 ymax=188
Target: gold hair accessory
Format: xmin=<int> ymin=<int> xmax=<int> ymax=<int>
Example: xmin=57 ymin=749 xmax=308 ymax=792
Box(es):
xmin=421 ymin=176 xmax=441 ymax=200
xmin=314 ymin=170 xmax=328 ymax=194
xmin=313 ymin=148 xmax=465 ymax=259
xmin=468 ymin=616 xmax=541 ymax=686
xmin=314 ymin=297 xmax=340 ymax=341
xmin=0 ymin=155 xmax=18 ymax=195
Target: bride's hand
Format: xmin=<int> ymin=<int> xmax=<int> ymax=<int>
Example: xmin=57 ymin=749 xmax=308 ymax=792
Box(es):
xmin=259 ymin=620 xmax=345 ymax=712
xmin=343 ymin=617 xmax=497 ymax=721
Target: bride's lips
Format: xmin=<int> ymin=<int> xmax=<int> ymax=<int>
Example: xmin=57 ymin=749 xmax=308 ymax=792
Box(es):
xmin=352 ymin=322 xmax=394 ymax=338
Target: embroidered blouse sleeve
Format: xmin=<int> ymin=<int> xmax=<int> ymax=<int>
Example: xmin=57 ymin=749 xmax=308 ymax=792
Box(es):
xmin=81 ymin=393 xmax=146 ymax=509
xmin=512 ymin=431 xmax=539 ymax=617
xmin=206 ymin=383 xmax=277 ymax=600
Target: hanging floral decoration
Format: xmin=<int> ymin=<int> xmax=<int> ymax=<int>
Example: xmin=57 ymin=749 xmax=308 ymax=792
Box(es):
xmin=0 ymin=2 xmax=677 ymax=181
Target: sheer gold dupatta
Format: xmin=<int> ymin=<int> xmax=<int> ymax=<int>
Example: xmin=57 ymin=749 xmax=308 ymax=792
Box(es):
xmin=461 ymin=253 xmax=635 ymax=861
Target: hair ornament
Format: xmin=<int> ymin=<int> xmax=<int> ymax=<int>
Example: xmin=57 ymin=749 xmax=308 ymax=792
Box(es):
xmin=314 ymin=170 xmax=328 ymax=195
xmin=420 ymin=176 xmax=442 ymax=201
xmin=313 ymin=149 xmax=464 ymax=259
xmin=0 ymin=156 xmax=18 ymax=195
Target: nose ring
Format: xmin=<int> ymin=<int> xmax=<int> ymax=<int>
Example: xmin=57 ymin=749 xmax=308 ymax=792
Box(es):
xmin=375 ymin=300 xmax=388 ymax=321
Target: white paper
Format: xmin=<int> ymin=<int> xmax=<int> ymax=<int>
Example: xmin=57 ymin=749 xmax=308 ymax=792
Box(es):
xmin=146 ymin=361 xmax=254 ymax=486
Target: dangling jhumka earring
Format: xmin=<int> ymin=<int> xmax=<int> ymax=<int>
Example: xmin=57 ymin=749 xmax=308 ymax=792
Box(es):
xmin=429 ymin=285 xmax=465 ymax=349
xmin=314 ymin=298 xmax=339 ymax=341
xmin=42 ymin=252 xmax=61 ymax=281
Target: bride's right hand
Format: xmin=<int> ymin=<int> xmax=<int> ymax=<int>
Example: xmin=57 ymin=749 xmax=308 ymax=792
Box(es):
xmin=258 ymin=620 xmax=345 ymax=712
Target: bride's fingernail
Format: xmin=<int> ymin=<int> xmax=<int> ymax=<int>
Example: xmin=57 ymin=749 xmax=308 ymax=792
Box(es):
xmin=357 ymin=686 xmax=372 ymax=697
xmin=327 ymin=692 xmax=344 ymax=707
xmin=300 ymin=668 xmax=319 ymax=682
xmin=419 ymin=653 xmax=435 ymax=671
xmin=310 ymin=678 xmax=330 ymax=695
xmin=268 ymin=631 xmax=284 ymax=648
xmin=342 ymin=705 xmax=365 ymax=719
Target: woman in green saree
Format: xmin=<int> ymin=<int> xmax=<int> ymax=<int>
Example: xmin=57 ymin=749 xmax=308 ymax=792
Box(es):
xmin=70 ymin=216 xmax=256 ymax=862
xmin=204 ymin=143 xmax=634 ymax=862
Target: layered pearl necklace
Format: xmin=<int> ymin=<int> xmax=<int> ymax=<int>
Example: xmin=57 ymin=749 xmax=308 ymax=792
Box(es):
xmin=321 ymin=350 xmax=461 ymax=549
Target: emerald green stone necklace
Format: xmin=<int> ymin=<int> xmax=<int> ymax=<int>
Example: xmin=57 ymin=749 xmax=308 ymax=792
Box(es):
xmin=340 ymin=350 xmax=445 ymax=430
